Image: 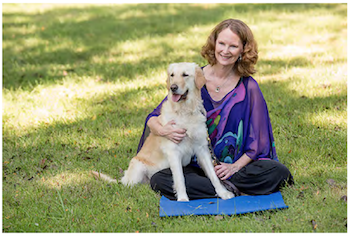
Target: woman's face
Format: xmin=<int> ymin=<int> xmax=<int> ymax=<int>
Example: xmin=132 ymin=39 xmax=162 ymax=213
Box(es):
xmin=215 ymin=28 xmax=243 ymax=67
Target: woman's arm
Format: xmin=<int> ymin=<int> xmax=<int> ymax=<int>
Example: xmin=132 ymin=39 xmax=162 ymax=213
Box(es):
xmin=147 ymin=116 xmax=187 ymax=144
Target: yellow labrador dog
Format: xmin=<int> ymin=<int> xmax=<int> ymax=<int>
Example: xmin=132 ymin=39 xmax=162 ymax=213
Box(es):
xmin=94 ymin=63 xmax=234 ymax=201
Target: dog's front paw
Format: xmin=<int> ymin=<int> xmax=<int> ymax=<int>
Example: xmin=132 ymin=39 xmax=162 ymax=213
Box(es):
xmin=219 ymin=190 xmax=235 ymax=200
xmin=177 ymin=197 xmax=190 ymax=202
xmin=176 ymin=193 xmax=189 ymax=202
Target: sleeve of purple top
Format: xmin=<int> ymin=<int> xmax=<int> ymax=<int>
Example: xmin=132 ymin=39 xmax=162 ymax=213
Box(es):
xmin=244 ymin=79 xmax=272 ymax=161
xmin=136 ymin=96 xmax=168 ymax=153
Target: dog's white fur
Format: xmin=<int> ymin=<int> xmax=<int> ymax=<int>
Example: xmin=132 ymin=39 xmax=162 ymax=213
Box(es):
xmin=94 ymin=63 xmax=234 ymax=201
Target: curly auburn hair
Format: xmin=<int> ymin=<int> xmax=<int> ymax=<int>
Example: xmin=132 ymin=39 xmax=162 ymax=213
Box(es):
xmin=201 ymin=19 xmax=258 ymax=77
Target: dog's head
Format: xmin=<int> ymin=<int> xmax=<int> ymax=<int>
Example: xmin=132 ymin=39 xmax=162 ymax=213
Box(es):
xmin=166 ymin=62 xmax=206 ymax=103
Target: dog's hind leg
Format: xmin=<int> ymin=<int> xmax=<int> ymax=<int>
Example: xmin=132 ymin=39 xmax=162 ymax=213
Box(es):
xmin=195 ymin=147 xmax=235 ymax=200
xmin=121 ymin=158 xmax=147 ymax=187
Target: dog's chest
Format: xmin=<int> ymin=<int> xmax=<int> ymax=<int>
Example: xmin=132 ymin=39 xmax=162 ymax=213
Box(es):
xmin=160 ymin=100 xmax=208 ymax=143
xmin=161 ymin=112 xmax=207 ymax=142
xmin=180 ymin=118 xmax=206 ymax=140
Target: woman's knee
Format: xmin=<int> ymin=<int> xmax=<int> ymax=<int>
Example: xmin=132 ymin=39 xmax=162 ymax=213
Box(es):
xmin=149 ymin=172 xmax=159 ymax=191
xmin=274 ymin=161 xmax=294 ymax=185
xmin=149 ymin=168 xmax=173 ymax=191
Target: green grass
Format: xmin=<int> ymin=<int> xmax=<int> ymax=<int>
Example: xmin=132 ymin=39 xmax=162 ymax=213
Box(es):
xmin=2 ymin=3 xmax=347 ymax=232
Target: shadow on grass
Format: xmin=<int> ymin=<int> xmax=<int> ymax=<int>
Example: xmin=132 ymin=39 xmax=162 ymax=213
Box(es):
xmin=2 ymin=3 xmax=348 ymax=233
xmin=3 ymin=74 xmax=347 ymax=187
xmin=3 ymin=2 xmax=347 ymax=183
xmin=2 ymin=3 xmax=347 ymax=225
xmin=3 ymin=3 xmax=346 ymax=90
xmin=2 ymin=80 xmax=167 ymax=181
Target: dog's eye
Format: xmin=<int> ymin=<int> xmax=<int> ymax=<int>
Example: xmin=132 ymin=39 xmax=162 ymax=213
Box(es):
xmin=170 ymin=73 xmax=174 ymax=77
xmin=182 ymin=73 xmax=189 ymax=77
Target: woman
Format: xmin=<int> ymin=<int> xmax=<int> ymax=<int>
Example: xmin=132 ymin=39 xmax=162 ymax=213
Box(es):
xmin=137 ymin=19 xmax=293 ymax=200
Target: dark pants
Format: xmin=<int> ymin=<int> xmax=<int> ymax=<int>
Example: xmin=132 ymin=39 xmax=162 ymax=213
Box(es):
xmin=150 ymin=160 xmax=294 ymax=200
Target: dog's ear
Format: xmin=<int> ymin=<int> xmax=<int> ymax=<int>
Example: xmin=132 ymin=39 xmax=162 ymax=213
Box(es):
xmin=166 ymin=73 xmax=171 ymax=90
xmin=194 ymin=65 xmax=206 ymax=89
xmin=167 ymin=64 xmax=174 ymax=90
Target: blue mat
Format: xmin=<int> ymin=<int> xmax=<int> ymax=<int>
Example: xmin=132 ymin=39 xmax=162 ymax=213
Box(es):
xmin=159 ymin=191 xmax=288 ymax=217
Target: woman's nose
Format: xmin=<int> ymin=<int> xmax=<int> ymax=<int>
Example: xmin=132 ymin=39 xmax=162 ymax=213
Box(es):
xmin=223 ymin=46 xmax=230 ymax=53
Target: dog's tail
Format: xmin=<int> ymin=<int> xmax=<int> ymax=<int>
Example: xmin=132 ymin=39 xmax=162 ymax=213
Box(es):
xmin=91 ymin=171 xmax=117 ymax=183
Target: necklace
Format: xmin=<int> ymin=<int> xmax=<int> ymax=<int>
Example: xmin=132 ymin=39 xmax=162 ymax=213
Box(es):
xmin=215 ymin=77 xmax=230 ymax=93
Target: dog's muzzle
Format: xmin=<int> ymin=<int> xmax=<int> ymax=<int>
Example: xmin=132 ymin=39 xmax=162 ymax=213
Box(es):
xmin=171 ymin=84 xmax=188 ymax=102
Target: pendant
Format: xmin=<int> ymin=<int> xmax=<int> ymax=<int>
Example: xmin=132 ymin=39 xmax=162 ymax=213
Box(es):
xmin=215 ymin=86 xmax=220 ymax=92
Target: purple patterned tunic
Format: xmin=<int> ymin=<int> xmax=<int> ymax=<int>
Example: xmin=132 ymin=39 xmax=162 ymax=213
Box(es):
xmin=137 ymin=75 xmax=278 ymax=166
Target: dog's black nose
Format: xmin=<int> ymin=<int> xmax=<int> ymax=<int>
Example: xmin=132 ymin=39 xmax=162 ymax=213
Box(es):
xmin=170 ymin=84 xmax=178 ymax=92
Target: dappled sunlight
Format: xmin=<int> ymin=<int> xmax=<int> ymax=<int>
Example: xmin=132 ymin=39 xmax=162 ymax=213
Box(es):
xmin=3 ymin=87 xmax=79 ymax=132
xmin=3 ymin=2 xmax=347 ymax=139
xmin=39 ymin=170 xmax=95 ymax=190
xmin=114 ymin=29 xmax=206 ymax=65
xmin=115 ymin=4 xmax=185 ymax=20
xmin=2 ymin=14 xmax=31 ymax=24
xmin=283 ymin=65 xmax=347 ymax=98
xmin=114 ymin=37 xmax=168 ymax=64
xmin=263 ymin=40 xmax=346 ymax=67
xmin=3 ymin=4 xmax=348 ymax=232
xmin=117 ymin=9 xmax=149 ymax=19
xmin=109 ymin=21 xmax=215 ymax=66
xmin=264 ymin=44 xmax=324 ymax=61
xmin=3 ymin=30 xmax=46 ymax=52
xmin=188 ymin=24 xmax=213 ymax=35
xmin=307 ymin=110 xmax=347 ymax=130
xmin=2 ymin=3 xmax=109 ymax=14
xmin=262 ymin=31 xmax=346 ymax=66
xmin=3 ymin=70 xmax=168 ymax=134
xmin=258 ymin=6 xmax=346 ymax=68
xmin=259 ymin=61 xmax=347 ymax=88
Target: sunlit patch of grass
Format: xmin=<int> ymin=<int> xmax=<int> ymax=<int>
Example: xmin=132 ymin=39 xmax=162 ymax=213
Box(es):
xmin=114 ymin=25 xmax=211 ymax=65
xmin=307 ymin=111 xmax=347 ymax=129
xmin=3 ymin=72 xmax=168 ymax=136
xmin=115 ymin=37 xmax=168 ymax=64
xmin=258 ymin=5 xmax=346 ymax=70
xmin=39 ymin=170 xmax=93 ymax=190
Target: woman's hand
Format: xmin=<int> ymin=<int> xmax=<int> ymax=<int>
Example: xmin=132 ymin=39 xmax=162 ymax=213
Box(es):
xmin=159 ymin=120 xmax=187 ymax=144
xmin=214 ymin=163 xmax=241 ymax=180
xmin=147 ymin=117 xmax=186 ymax=144
xmin=214 ymin=154 xmax=253 ymax=180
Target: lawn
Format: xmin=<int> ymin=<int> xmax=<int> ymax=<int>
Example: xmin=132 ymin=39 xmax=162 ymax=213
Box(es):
xmin=2 ymin=3 xmax=347 ymax=232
